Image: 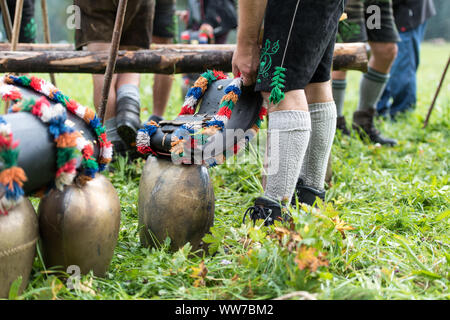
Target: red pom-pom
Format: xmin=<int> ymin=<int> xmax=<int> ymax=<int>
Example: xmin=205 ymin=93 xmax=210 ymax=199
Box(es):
xmin=82 ymin=145 xmax=94 ymax=158
xmin=66 ymin=99 xmax=79 ymax=114
xmin=2 ymin=89 xmax=22 ymax=101
xmin=56 ymin=159 xmax=77 ymax=176
xmin=30 ymin=77 xmax=43 ymax=91
xmin=179 ymin=105 xmax=194 ymax=115
xmin=217 ymin=106 xmax=232 ymax=119
xmin=258 ymin=106 xmax=268 ymax=120
xmin=233 ymin=143 xmax=240 ymax=155
xmin=213 ymin=70 xmax=228 ymax=80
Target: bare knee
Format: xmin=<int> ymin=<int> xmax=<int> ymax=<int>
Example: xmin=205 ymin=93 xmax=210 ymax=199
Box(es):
xmin=305 ymin=81 xmax=333 ymax=104
xmin=370 ymin=42 xmax=398 ymax=65
xmin=261 ymin=90 xmax=308 ymax=113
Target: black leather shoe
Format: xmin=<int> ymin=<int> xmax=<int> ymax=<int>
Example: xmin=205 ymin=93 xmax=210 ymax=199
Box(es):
xmin=291 ymin=179 xmax=326 ymax=208
xmin=336 ymin=116 xmax=350 ymax=136
xmin=147 ymin=114 xmax=164 ymax=124
xmin=352 ymin=109 xmax=397 ymax=146
xmin=243 ymin=197 xmax=287 ymax=226
xmin=116 ymin=97 xmax=141 ymax=148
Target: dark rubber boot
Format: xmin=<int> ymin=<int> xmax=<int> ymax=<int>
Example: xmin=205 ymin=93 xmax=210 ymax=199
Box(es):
xmin=336 ymin=116 xmax=350 ymax=136
xmin=291 ymin=179 xmax=326 ymax=208
xmin=352 ymin=109 xmax=397 ymax=146
xmin=243 ymin=197 xmax=287 ymax=226
xmin=146 ymin=115 xmax=164 ymax=124
xmin=116 ymin=97 xmax=141 ymax=148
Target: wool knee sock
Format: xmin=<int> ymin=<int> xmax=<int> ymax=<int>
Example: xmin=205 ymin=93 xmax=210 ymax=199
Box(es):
xmin=332 ymin=79 xmax=347 ymax=117
xmin=357 ymin=67 xmax=390 ymax=111
xmin=299 ymin=102 xmax=337 ymax=191
xmin=264 ymin=110 xmax=311 ymax=203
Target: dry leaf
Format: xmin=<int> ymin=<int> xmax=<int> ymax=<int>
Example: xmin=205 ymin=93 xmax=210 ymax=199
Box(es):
xmin=51 ymin=278 xmax=63 ymax=300
xmin=295 ymin=246 xmax=329 ymax=272
xmin=190 ymin=261 xmax=208 ymax=287
xmin=74 ymin=278 xmax=96 ymax=295
xmin=332 ymin=216 xmax=355 ymax=238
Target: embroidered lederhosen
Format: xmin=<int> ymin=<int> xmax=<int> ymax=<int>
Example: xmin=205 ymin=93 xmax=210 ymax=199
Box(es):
xmin=255 ymin=0 xmax=345 ymax=93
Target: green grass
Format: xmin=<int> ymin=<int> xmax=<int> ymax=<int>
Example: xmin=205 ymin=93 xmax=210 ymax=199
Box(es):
xmin=14 ymin=43 xmax=450 ymax=300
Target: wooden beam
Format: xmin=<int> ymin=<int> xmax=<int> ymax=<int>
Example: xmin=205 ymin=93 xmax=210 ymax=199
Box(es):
xmin=0 ymin=43 xmax=368 ymax=74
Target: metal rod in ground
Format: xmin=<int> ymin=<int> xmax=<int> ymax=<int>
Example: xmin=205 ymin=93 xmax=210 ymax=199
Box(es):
xmin=98 ymin=0 xmax=128 ymax=124
xmin=40 ymin=0 xmax=56 ymax=86
xmin=0 ymin=0 xmax=13 ymax=41
xmin=423 ymin=55 xmax=450 ymax=129
xmin=10 ymin=0 xmax=24 ymax=51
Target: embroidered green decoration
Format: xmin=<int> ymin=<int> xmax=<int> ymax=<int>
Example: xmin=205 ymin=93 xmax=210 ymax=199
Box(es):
xmin=269 ymin=67 xmax=286 ymax=104
xmin=257 ymin=39 xmax=280 ymax=83
xmin=23 ymin=18 xmax=37 ymax=43
xmin=337 ymin=20 xmax=361 ymax=43
xmin=269 ymin=0 xmax=301 ymax=105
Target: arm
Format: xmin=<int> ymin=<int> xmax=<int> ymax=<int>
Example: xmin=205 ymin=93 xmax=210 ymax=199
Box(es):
xmin=232 ymin=0 xmax=268 ymax=85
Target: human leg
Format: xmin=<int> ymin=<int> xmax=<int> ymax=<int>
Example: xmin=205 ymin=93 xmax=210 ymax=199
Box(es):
xmin=151 ymin=36 xmax=174 ymax=122
xmin=332 ymin=71 xmax=350 ymax=134
xmin=352 ymin=0 xmax=400 ymax=146
xmin=148 ymin=0 xmax=176 ymax=123
xmin=244 ymin=0 xmax=343 ymax=225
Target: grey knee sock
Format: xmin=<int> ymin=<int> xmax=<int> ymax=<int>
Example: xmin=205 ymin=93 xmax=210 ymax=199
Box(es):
xmin=117 ymin=84 xmax=141 ymax=106
xmin=357 ymin=67 xmax=390 ymax=111
xmin=332 ymin=79 xmax=347 ymax=117
xmin=299 ymin=102 xmax=337 ymax=191
xmin=105 ymin=117 xmax=121 ymax=142
xmin=264 ymin=110 xmax=311 ymax=203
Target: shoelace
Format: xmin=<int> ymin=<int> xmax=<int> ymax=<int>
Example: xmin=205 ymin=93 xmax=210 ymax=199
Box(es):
xmin=243 ymin=206 xmax=273 ymax=225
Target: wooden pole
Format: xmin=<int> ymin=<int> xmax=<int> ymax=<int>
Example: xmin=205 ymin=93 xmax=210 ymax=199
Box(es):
xmin=423 ymin=55 xmax=450 ymax=129
xmin=10 ymin=0 xmax=24 ymax=51
xmin=40 ymin=0 xmax=56 ymax=86
xmin=0 ymin=0 xmax=13 ymax=41
xmin=0 ymin=45 xmax=369 ymax=74
xmin=99 ymin=0 xmax=128 ymax=124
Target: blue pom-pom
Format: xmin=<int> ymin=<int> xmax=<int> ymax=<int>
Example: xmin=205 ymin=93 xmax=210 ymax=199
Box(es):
xmin=99 ymin=164 xmax=107 ymax=172
xmin=143 ymin=123 xmax=158 ymax=136
xmin=89 ymin=116 xmax=101 ymax=129
xmin=186 ymin=86 xmax=203 ymax=100
xmin=206 ymin=120 xmax=225 ymax=130
xmin=225 ymin=85 xmax=242 ymax=97
xmin=5 ymin=182 xmax=25 ymax=201
xmin=83 ymin=167 xmax=98 ymax=178
xmin=48 ymin=116 xmax=68 ymax=138
xmin=0 ymin=117 xmax=7 ymax=125
xmin=52 ymin=91 xmax=64 ymax=103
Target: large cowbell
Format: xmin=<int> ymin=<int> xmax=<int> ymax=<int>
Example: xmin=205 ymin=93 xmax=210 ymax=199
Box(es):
xmin=150 ymin=79 xmax=263 ymax=161
xmin=0 ymin=87 xmax=100 ymax=195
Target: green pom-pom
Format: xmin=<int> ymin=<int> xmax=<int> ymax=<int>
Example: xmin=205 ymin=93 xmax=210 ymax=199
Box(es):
xmin=18 ymin=76 xmax=31 ymax=86
xmin=56 ymin=148 xmax=77 ymax=167
xmin=269 ymin=66 xmax=287 ymax=105
xmin=0 ymin=149 xmax=19 ymax=168
xmin=21 ymin=99 xmax=36 ymax=112
xmin=95 ymin=126 xmax=106 ymax=136
xmin=219 ymin=99 xmax=235 ymax=111
xmin=202 ymin=70 xmax=217 ymax=84
xmin=82 ymin=158 xmax=99 ymax=170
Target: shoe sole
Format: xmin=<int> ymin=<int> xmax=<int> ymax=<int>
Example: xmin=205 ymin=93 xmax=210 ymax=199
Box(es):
xmin=117 ymin=123 xmax=138 ymax=148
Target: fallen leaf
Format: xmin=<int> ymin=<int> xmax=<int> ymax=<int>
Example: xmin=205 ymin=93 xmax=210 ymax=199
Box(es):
xmin=295 ymin=246 xmax=329 ymax=272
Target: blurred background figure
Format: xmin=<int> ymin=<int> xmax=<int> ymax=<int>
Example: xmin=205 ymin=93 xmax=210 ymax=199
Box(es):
xmin=179 ymin=0 xmax=237 ymax=96
xmin=147 ymin=0 xmax=177 ymax=125
xmin=0 ymin=0 xmax=36 ymax=43
xmin=377 ymin=0 xmax=436 ymax=119
xmin=332 ymin=0 xmax=400 ymax=146
xmin=74 ymin=0 xmax=155 ymax=158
